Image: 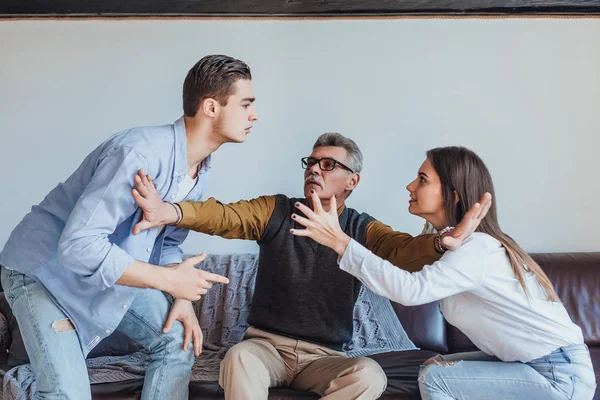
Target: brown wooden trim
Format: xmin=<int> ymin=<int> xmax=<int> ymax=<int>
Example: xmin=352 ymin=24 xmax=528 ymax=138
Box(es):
xmin=2 ymin=1 xmax=600 ymax=18
xmin=3 ymin=15 xmax=600 ymax=21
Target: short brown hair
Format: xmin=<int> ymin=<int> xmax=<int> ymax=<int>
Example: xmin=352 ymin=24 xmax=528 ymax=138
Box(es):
xmin=183 ymin=55 xmax=252 ymax=117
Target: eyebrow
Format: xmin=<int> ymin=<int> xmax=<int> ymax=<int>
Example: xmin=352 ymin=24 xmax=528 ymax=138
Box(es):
xmin=419 ymin=172 xmax=428 ymax=178
xmin=241 ymin=97 xmax=256 ymax=103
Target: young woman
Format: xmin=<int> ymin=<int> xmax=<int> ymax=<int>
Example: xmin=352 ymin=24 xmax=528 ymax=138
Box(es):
xmin=290 ymin=146 xmax=596 ymax=400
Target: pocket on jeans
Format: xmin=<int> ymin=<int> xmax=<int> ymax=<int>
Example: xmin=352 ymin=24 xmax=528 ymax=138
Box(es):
xmin=570 ymin=376 xmax=596 ymax=400
xmin=527 ymin=358 xmax=557 ymax=383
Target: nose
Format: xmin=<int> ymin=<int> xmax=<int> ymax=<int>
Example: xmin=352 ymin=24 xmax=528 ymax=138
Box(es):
xmin=308 ymin=162 xmax=322 ymax=175
xmin=406 ymin=179 xmax=417 ymax=193
xmin=250 ymin=105 xmax=259 ymax=121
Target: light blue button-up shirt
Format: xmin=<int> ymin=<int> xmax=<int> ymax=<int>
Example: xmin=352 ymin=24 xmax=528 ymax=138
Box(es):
xmin=0 ymin=117 xmax=210 ymax=355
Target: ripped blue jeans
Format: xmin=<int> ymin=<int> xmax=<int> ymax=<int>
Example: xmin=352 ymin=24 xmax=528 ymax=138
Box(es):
xmin=1 ymin=266 xmax=195 ymax=400
xmin=418 ymin=345 xmax=596 ymax=400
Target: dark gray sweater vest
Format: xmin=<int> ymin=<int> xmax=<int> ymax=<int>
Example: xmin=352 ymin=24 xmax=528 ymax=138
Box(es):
xmin=248 ymin=195 xmax=375 ymax=350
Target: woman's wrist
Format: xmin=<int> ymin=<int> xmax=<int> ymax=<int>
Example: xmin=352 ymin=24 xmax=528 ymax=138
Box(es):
xmin=333 ymin=233 xmax=351 ymax=256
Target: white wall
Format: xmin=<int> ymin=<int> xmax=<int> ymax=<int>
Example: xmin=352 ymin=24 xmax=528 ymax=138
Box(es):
xmin=1 ymin=18 xmax=598 ymax=254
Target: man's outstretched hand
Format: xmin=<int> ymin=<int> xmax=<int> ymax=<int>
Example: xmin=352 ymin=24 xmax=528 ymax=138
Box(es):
xmin=132 ymin=169 xmax=178 ymax=235
xmin=443 ymin=192 xmax=492 ymax=251
xmin=163 ymin=253 xmax=229 ymax=301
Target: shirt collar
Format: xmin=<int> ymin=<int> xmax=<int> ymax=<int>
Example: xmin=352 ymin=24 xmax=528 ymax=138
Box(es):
xmin=172 ymin=116 xmax=212 ymax=178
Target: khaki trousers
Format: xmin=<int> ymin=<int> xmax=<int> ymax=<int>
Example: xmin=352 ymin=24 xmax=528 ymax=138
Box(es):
xmin=219 ymin=327 xmax=387 ymax=400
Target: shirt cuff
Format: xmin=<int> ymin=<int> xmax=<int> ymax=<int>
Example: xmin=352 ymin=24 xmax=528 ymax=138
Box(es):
xmin=160 ymin=247 xmax=183 ymax=266
xmin=176 ymin=201 xmax=197 ymax=229
xmin=338 ymin=238 xmax=371 ymax=278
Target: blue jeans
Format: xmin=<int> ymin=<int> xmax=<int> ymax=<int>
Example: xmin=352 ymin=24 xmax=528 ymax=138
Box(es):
xmin=418 ymin=345 xmax=597 ymax=400
xmin=1 ymin=266 xmax=194 ymax=400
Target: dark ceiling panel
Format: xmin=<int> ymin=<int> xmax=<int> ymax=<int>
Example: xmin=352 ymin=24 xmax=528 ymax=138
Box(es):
xmin=1 ymin=0 xmax=600 ymax=17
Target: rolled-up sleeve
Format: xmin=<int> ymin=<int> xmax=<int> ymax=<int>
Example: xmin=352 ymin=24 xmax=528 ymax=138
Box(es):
xmin=57 ymin=146 xmax=149 ymax=289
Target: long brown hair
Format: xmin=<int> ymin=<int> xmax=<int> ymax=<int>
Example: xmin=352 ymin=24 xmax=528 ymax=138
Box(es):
xmin=427 ymin=146 xmax=558 ymax=302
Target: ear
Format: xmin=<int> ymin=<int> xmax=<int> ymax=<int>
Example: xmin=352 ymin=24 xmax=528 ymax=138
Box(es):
xmin=200 ymin=97 xmax=218 ymax=118
xmin=454 ymin=190 xmax=460 ymax=205
xmin=346 ymin=173 xmax=360 ymax=191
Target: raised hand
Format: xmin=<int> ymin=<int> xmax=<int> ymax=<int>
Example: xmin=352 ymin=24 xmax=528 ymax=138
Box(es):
xmin=131 ymin=169 xmax=178 ymax=235
xmin=289 ymin=190 xmax=351 ymax=256
xmin=442 ymin=192 xmax=492 ymax=250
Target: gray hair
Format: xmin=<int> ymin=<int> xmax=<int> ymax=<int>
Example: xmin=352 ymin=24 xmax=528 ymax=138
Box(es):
xmin=312 ymin=133 xmax=363 ymax=173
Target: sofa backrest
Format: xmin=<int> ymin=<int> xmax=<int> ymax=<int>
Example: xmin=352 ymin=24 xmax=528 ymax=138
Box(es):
xmin=532 ymin=252 xmax=600 ymax=346
xmin=390 ymin=301 xmax=447 ymax=353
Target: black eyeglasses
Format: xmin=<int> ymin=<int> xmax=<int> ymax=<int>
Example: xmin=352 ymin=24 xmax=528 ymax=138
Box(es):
xmin=301 ymin=157 xmax=355 ymax=173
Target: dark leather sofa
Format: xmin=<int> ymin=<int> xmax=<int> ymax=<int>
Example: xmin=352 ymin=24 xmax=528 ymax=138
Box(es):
xmin=7 ymin=252 xmax=600 ymax=399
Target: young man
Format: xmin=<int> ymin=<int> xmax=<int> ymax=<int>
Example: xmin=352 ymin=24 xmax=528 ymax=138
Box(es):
xmin=0 ymin=54 xmax=258 ymax=399
xmin=131 ymin=133 xmax=491 ymax=400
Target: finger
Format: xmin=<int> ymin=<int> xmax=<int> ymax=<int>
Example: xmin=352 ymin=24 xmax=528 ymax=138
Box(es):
xmin=193 ymin=326 xmax=201 ymax=356
xmin=196 ymin=283 xmax=211 ymax=292
xmin=137 ymin=170 xmax=156 ymax=193
xmin=185 ymin=253 xmax=207 ymax=267
xmin=289 ymin=228 xmax=311 ymax=237
xmin=200 ymin=271 xmax=229 ymax=285
xmin=144 ymin=174 xmax=156 ymax=190
xmin=463 ymin=202 xmax=481 ymax=223
xmin=476 ymin=193 xmax=493 ymax=220
xmin=195 ymin=288 xmax=208 ymax=296
xmin=197 ymin=326 xmax=204 ymax=356
xmin=183 ymin=320 xmax=192 ymax=352
xmin=132 ymin=218 xmax=152 ymax=235
xmin=309 ymin=189 xmax=324 ymax=213
xmin=141 ymin=171 xmax=150 ymax=188
xmin=163 ymin=311 xmax=176 ymax=333
xmin=451 ymin=203 xmax=481 ymax=239
xmin=294 ymin=201 xmax=317 ymax=219
xmin=132 ymin=188 xmax=149 ymax=208
xmin=133 ymin=175 xmax=151 ymax=198
xmin=147 ymin=174 xmax=157 ymax=190
xmin=329 ymin=194 xmax=337 ymax=216
xmin=291 ymin=213 xmax=311 ymax=228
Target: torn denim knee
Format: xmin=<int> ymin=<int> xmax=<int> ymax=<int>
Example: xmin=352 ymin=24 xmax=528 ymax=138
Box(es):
xmin=52 ymin=318 xmax=75 ymax=333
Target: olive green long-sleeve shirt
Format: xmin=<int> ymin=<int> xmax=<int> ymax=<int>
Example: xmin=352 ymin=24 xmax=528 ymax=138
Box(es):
xmin=177 ymin=195 xmax=440 ymax=271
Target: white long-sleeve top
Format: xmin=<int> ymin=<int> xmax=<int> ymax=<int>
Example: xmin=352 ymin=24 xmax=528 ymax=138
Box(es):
xmin=339 ymin=232 xmax=584 ymax=362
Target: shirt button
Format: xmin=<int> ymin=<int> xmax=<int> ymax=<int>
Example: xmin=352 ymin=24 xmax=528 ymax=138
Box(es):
xmin=105 ymin=329 xmax=111 ymax=334
xmin=122 ymin=304 xmax=128 ymax=310
xmin=146 ymin=247 xmax=152 ymax=252
xmin=170 ymin=194 xmax=176 ymax=200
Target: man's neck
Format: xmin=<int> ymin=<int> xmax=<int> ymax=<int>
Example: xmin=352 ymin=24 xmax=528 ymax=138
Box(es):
xmin=184 ymin=116 xmax=222 ymax=177
xmin=307 ymin=198 xmax=346 ymax=216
